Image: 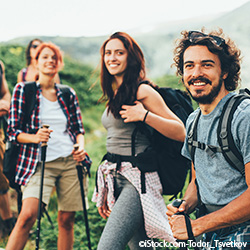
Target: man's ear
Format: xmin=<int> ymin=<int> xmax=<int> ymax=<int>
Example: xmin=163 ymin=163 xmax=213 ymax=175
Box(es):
xmin=222 ymin=72 xmax=228 ymax=79
xmin=181 ymin=77 xmax=186 ymax=85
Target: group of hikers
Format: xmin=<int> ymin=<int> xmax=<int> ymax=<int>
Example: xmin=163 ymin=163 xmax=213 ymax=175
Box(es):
xmin=0 ymin=28 xmax=250 ymax=250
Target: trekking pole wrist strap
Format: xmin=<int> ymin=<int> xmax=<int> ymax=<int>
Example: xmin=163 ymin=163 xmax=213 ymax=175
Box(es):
xmin=184 ymin=214 xmax=199 ymax=250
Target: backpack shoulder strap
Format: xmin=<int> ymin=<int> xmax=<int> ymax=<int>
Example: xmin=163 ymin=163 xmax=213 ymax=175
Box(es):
xmin=23 ymin=81 xmax=37 ymax=126
xmin=187 ymin=109 xmax=201 ymax=164
xmin=22 ymin=68 xmax=28 ymax=82
xmin=57 ymin=84 xmax=71 ymax=110
xmin=217 ymin=94 xmax=250 ymax=176
xmin=139 ymin=80 xmax=151 ymax=86
xmin=23 ymin=82 xmax=71 ymax=123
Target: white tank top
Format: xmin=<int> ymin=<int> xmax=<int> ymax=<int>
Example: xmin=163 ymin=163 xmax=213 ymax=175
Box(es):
xmin=40 ymin=95 xmax=74 ymax=162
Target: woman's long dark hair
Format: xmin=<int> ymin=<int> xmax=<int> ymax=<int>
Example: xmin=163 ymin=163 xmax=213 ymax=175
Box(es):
xmin=26 ymin=38 xmax=43 ymax=66
xmin=100 ymin=32 xmax=146 ymax=118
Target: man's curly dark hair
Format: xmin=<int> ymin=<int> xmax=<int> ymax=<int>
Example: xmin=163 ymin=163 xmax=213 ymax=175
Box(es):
xmin=173 ymin=29 xmax=241 ymax=91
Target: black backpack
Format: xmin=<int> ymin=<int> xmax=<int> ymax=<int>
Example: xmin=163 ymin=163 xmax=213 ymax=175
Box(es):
xmin=187 ymin=88 xmax=250 ymax=176
xmin=132 ymin=82 xmax=193 ymax=197
xmin=3 ymin=81 xmax=71 ymax=191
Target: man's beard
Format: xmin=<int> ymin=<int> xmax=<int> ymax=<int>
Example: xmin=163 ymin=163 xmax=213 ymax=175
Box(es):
xmin=186 ymin=77 xmax=223 ymax=104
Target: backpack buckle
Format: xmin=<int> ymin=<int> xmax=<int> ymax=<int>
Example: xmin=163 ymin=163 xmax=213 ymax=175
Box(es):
xmin=198 ymin=142 xmax=206 ymax=150
xmin=220 ymin=131 xmax=228 ymax=139
xmin=222 ymin=145 xmax=230 ymax=152
xmin=205 ymin=145 xmax=217 ymax=158
xmin=188 ymin=131 xmax=193 ymax=138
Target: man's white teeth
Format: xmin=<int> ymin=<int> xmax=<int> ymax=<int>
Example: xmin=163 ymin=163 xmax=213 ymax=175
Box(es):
xmin=193 ymin=82 xmax=206 ymax=86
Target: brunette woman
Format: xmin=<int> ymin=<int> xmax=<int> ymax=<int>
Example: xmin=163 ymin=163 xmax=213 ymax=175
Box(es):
xmin=6 ymin=42 xmax=89 ymax=250
xmin=92 ymin=32 xmax=185 ymax=250
xmin=17 ymin=39 xmax=60 ymax=83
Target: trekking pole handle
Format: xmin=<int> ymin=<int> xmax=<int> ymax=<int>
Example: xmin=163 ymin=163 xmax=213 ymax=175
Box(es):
xmin=172 ymin=199 xmax=186 ymax=215
xmin=74 ymin=144 xmax=87 ymax=172
xmin=74 ymin=144 xmax=80 ymax=151
xmin=41 ymin=124 xmax=50 ymax=147
xmin=172 ymin=199 xmax=184 ymax=209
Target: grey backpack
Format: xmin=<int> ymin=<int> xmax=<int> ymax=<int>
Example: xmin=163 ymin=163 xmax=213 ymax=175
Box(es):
xmin=188 ymin=89 xmax=250 ymax=176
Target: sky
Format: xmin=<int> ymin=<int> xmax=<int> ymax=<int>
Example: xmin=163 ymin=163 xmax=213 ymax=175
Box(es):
xmin=0 ymin=0 xmax=249 ymax=42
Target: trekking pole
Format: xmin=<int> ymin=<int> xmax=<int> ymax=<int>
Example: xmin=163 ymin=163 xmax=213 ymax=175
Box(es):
xmin=43 ymin=208 xmax=54 ymax=229
xmin=74 ymin=144 xmax=92 ymax=250
xmin=36 ymin=124 xmax=50 ymax=250
xmin=172 ymin=199 xmax=199 ymax=250
xmin=172 ymin=199 xmax=187 ymax=250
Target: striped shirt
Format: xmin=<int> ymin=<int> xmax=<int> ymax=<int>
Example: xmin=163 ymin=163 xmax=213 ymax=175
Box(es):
xmin=7 ymin=82 xmax=85 ymax=186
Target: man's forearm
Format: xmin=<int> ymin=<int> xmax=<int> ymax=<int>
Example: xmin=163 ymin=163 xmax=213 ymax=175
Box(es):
xmin=183 ymin=180 xmax=199 ymax=214
xmin=192 ymin=188 xmax=250 ymax=236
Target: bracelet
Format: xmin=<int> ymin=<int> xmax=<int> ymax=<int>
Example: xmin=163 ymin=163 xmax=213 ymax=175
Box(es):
xmin=143 ymin=110 xmax=149 ymax=123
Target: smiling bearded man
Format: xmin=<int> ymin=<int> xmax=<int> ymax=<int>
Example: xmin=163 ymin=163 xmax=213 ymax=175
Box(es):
xmin=166 ymin=29 xmax=250 ymax=250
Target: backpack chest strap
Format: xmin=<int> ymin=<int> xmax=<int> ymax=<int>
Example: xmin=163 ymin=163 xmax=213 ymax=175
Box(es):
xmin=188 ymin=140 xmax=223 ymax=158
xmin=188 ymin=109 xmax=224 ymax=160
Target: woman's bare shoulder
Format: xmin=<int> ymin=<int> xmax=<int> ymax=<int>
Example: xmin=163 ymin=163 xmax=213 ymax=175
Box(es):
xmin=137 ymin=83 xmax=157 ymax=100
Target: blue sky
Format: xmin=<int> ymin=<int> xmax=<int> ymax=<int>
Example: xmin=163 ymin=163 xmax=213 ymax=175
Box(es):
xmin=1 ymin=0 xmax=249 ymax=41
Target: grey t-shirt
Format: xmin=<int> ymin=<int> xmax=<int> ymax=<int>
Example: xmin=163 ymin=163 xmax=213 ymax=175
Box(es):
xmin=102 ymin=108 xmax=151 ymax=156
xmin=182 ymin=93 xmax=250 ymax=205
